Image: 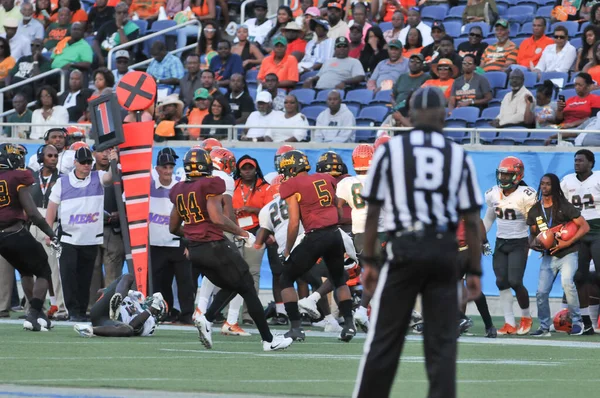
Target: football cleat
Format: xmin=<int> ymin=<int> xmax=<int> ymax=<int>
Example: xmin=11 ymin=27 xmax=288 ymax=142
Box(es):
xmin=354 ymin=309 xmax=369 ymax=333
xmin=195 ymin=315 xmax=213 ymax=349
xmin=339 ymin=324 xmax=357 ymax=342
xmin=221 ymin=322 xmax=251 ymax=337
xmin=323 ymin=317 xmax=343 ymax=333
xmin=485 ymin=326 xmax=497 ymax=338
xmin=193 ymin=308 xmax=203 ymax=322
xmin=517 ymin=317 xmax=533 ymax=335
xmin=109 ymin=293 xmax=123 ymax=321
xmin=409 ymin=310 xmax=423 ymax=328
xmin=74 ymin=324 xmax=94 ymax=338
xmin=264 ymin=301 xmax=276 ymax=319
xmin=268 ymin=313 xmax=289 ymax=326
xmin=263 ymin=334 xmax=293 ymax=352
xmin=284 ymin=327 xmax=306 ymax=342
xmin=530 ymin=328 xmax=551 ymax=337
xmin=298 ymin=297 xmax=320 ymax=320
xmin=497 ymin=323 xmax=518 ymax=335
xmin=37 ymin=310 xmax=52 ymax=330
xmin=569 ymin=324 xmax=583 ymax=336
xmin=23 ymin=310 xmax=43 ymax=332
xmin=582 ymin=326 xmax=595 ymax=335
xmin=458 ymin=317 xmax=474 ymax=336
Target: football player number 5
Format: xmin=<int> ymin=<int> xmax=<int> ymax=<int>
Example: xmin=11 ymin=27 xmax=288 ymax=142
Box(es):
xmin=0 ymin=180 xmax=9 ymax=207
xmin=313 ymin=180 xmax=332 ymax=206
xmin=176 ymin=192 xmax=205 ymax=223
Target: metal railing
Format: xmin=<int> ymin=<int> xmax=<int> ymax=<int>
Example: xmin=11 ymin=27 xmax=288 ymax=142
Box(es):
xmin=0 ymin=69 xmax=67 ymax=118
xmin=107 ymin=19 xmax=202 ymax=70
xmin=130 ymin=44 xmax=198 ymax=70
xmin=0 ymin=122 xmax=91 ymax=139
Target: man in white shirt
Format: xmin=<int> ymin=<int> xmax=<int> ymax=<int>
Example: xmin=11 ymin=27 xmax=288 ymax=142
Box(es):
xmin=532 ymin=26 xmax=577 ymax=77
xmin=27 ymin=128 xmax=75 ymax=175
xmin=314 ymin=90 xmax=356 ymax=142
xmin=244 ymin=0 xmax=274 ymax=46
xmin=0 ymin=0 xmax=21 ymax=34
xmin=111 ymin=50 xmax=133 ymax=87
xmin=493 ymin=69 xmax=535 ymax=128
xmin=299 ymin=18 xmax=334 ymax=73
xmin=327 ymin=2 xmax=349 ymax=40
xmin=3 ymin=18 xmax=30 ymax=61
xmin=240 ymin=92 xmax=285 ymax=142
xmin=17 ymin=2 xmax=43 ymax=42
xmin=399 ymin=9 xmax=433 ymax=47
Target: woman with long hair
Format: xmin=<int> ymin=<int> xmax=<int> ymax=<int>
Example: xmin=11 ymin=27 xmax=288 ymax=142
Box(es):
xmin=577 ymin=25 xmax=600 ymax=71
xmin=177 ymin=0 xmax=217 ymax=49
xmin=200 ymin=95 xmax=236 ymax=139
xmin=34 ymin=0 xmax=53 ymax=28
xmin=264 ymin=5 xmax=293 ymax=52
xmin=403 ymin=27 xmax=423 ymax=58
xmin=31 ymin=86 xmax=69 ymax=140
xmin=196 ymin=20 xmax=221 ymax=65
xmin=231 ymin=25 xmax=264 ymax=70
xmin=0 ymin=37 xmax=15 ymax=84
xmin=359 ymin=26 xmax=388 ymax=73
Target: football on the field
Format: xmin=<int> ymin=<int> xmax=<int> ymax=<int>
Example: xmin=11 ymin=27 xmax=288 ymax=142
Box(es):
xmin=536 ymin=230 xmax=557 ymax=250
xmin=558 ymin=221 xmax=579 ymax=241
xmin=553 ymin=309 xmax=572 ymax=333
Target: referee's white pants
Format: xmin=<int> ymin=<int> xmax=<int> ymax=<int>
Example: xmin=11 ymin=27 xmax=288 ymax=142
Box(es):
xmin=0 ymin=255 xmax=14 ymax=312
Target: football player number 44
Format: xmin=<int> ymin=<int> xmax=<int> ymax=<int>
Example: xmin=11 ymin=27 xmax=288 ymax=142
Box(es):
xmin=176 ymin=192 xmax=205 ymax=223
xmin=0 ymin=180 xmax=9 ymax=207
xmin=313 ymin=180 xmax=332 ymax=206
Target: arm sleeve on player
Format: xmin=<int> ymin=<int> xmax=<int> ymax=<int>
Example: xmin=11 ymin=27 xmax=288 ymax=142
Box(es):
xmin=258 ymin=203 xmax=274 ymax=232
xmin=483 ymin=205 xmax=496 ymax=233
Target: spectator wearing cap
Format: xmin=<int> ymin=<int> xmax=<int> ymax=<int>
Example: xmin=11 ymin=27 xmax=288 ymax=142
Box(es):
xmin=45 ymin=145 xmax=117 ymax=322
xmin=299 ymin=18 xmax=333 ymax=73
xmin=420 ymin=58 xmax=456 ymax=100
xmin=150 ymin=150 xmax=195 ymax=325
xmin=263 ymin=72 xmax=286 ymax=111
xmin=457 ymin=26 xmax=488 ymax=66
xmin=155 ymin=94 xmax=185 ymax=141
xmin=383 ymin=10 xmax=404 ymax=43
xmin=257 ymin=36 xmax=299 ymax=89
xmin=111 ymin=50 xmax=132 ymax=86
xmin=517 ymin=17 xmax=554 ymax=70
xmin=228 ymin=73 xmax=255 ymax=124
xmin=282 ymin=21 xmax=306 ymax=62
xmin=241 ymin=91 xmax=285 ymax=142
xmin=86 ymin=0 xmax=115 ymax=35
xmin=462 ymin=0 xmax=498 ymax=25
xmin=327 ymin=2 xmax=349 ymax=40
xmin=200 ymin=95 xmax=236 ymax=139
xmin=17 ymin=2 xmax=44 ymax=42
xmin=266 ymin=94 xmax=308 ymax=142
xmin=296 ymin=5 xmax=320 ymax=41
xmin=179 ymin=88 xmax=210 ymax=140
xmin=93 ymin=2 xmax=140 ymax=67
xmin=244 ymin=0 xmax=274 ymax=46
xmin=89 ymin=144 xmax=125 ymax=308
xmin=367 ymin=39 xmax=408 ymax=92
xmin=314 ymin=90 xmax=355 ymax=143
xmin=448 ymin=53 xmax=492 ymax=111
xmin=231 ymin=24 xmax=265 ymax=71
xmin=295 ymin=0 xmax=317 ymax=22
xmin=392 ymin=53 xmax=430 ymax=109
xmin=304 ymin=36 xmax=365 ymax=90
xmin=210 ymin=39 xmax=244 ymax=88
xmin=360 ymin=26 xmax=388 ymax=74
xmin=3 ymin=17 xmax=31 ymax=62
xmin=58 ymin=70 xmax=94 ymax=123
xmin=399 ymin=8 xmax=433 ymax=48
xmin=492 ymin=69 xmax=535 ymax=128
xmin=532 ymin=26 xmax=577 ymax=75
xmin=147 ymin=41 xmax=185 ymax=90
xmin=348 ymin=23 xmax=365 ymax=58
xmin=347 ymin=2 xmax=371 ymax=43
xmin=427 ymin=35 xmax=463 ymax=78
xmin=50 ymin=22 xmax=93 ymax=71
xmin=481 ymin=19 xmax=517 ymax=72
xmin=421 ymin=20 xmax=444 ymax=63
xmin=0 ymin=0 xmax=21 ymax=35
xmin=178 ymin=53 xmax=202 ymax=107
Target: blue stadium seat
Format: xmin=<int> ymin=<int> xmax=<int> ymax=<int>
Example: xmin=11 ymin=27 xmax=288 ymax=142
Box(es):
xmin=524 ymin=71 xmax=538 ymax=88
xmin=506 ymin=6 xmax=536 ymax=24
xmin=289 ymin=89 xmax=316 ymax=106
xmin=524 ymin=131 xmax=553 ymax=145
xmin=461 ymin=22 xmax=490 ymax=37
xmin=579 ymin=21 xmax=590 ymax=33
xmin=246 ymin=70 xmax=258 ymax=83
xmin=444 ymin=21 xmax=461 ymax=38
xmin=355 ymin=120 xmax=377 ymax=143
xmin=571 ymin=37 xmax=582 ymax=49
xmin=444 ymin=120 xmax=468 ymax=140
xmin=248 ymin=87 xmax=257 ymax=100
xmin=494 ymin=130 xmax=529 ymax=144
xmin=540 ymin=72 xmax=569 ymax=88
xmin=421 ymin=5 xmax=448 ymax=21
xmin=132 ymin=20 xmax=148 ymax=36
xmin=551 ymin=21 xmax=579 ymax=38
xmin=379 ymin=22 xmax=393 ymax=32
xmin=536 ymin=5 xmax=553 ymax=18
xmin=512 ymin=37 xmax=525 ymax=47
xmin=454 ymin=37 xmax=468 ymax=47
xmin=479 ymin=106 xmax=501 ymax=120
xmin=347 ymin=104 xmax=360 ymax=118
xmin=300 ymin=70 xmax=318 ymax=82
xmin=476 ymin=126 xmax=498 ymax=143
xmin=445 ymin=5 xmax=465 ymax=22
xmin=151 ymin=20 xmax=177 ymax=34
xmin=490 ymin=88 xmax=511 ymax=106
xmin=314 ymin=89 xmax=336 ymax=104
xmin=345 ymin=89 xmax=374 ymax=106
xmin=559 ymin=88 xmax=577 ymax=100
xmin=485 ymin=71 xmax=508 ymax=91
xmin=373 ymin=90 xmax=393 ymax=105
xmin=483 ymin=37 xmax=496 ymax=46
xmin=446 ymin=106 xmax=480 ymax=124
xmin=518 ymin=22 xmax=533 ymax=38
xmin=357 ymin=106 xmax=389 ymax=123
xmin=302 ymin=105 xmax=326 ymax=121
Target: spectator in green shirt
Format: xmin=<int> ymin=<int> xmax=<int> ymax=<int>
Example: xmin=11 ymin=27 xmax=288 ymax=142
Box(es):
xmin=51 ymin=22 xmax=93 ymax=70
xmin=392 ymin=53 xmax=431 ymax=110
xmin=43 ymin=7 xmax=71 ymax=51
xmin=4 ymin=94 xmax=32 ymax=138
xmin=8 ymin=39 xmax=51 ymax=101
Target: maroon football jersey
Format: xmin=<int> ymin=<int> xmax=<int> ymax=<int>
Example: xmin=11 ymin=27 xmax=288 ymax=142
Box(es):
xmin=0 ymin=169 xmax=34 ymax=229
xmin=280 ymin=172 xmax=339 ymax=232
xmin=169 ymin=176 xmax=226 ymax=242
xmin=335 ymin=174 xmax=352 ymax=225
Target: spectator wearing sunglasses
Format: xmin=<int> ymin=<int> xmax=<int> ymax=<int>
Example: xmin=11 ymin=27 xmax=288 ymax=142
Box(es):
xmin=8 ymin=39 xmax=50 ymax=98
xmin=532 ymin=26 xmax=577 ymax=76
xmin=457 ymin=26 xmax=488 ymax=66
xmin=448 ymin=54 xmax=492 ymax=112
xmin=517 ymin=17 xmax=553 ymax=70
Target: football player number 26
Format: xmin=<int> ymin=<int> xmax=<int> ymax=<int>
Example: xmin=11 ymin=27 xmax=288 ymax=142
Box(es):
xmin=313 ymin=180 xmax=332 ymax=206
xmin=176 ymin=192 xmax=205 ymax=223
xmin=0 ymin=180 xmax=9 ymax=207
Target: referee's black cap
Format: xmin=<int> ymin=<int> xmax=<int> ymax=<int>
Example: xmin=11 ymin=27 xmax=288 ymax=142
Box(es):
xmin=410 ymin=87 xmax=446 ymax=110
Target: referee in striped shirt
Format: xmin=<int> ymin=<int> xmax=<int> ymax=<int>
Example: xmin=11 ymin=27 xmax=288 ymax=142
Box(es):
xmin=353 ymin=87 xmax=484 ymax=398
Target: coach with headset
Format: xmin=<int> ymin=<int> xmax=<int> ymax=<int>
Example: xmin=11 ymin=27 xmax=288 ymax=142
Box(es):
xmin=353 ymin=87 xmax=484 ymax=398
xmin=27 ymin=127 xmax=75 ymax=175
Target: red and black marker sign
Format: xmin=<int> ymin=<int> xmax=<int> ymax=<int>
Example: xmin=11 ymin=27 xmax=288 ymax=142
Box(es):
xmin=116 ymin=71 xmax=157 ymax=112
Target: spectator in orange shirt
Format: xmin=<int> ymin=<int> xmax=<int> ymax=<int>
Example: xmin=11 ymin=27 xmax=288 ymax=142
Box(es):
xmin=130 ymin=0 xmax=165 ymax=22
xmin=420 ymin=58 xmax=456 ymax=100
xmin=517 ymin=17 xmax=554 ymax=70
xmin=257 ymin=36 xmax=299 ymax=89
xmin=282 ymin=21 xmax=306 ymax=62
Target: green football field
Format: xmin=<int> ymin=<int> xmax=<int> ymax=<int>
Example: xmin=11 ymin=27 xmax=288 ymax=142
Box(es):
xmin=1 ymin=318 xmax=599 ymax=398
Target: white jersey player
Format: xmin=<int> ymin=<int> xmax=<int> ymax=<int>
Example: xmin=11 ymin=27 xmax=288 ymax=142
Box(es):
xmin=560 ymin=149 xmax=600 ymax=334
xmin=264 ymin=144 xmax=296 ymax=185
xmin=483 ymin=156 xmax=536 ymax=336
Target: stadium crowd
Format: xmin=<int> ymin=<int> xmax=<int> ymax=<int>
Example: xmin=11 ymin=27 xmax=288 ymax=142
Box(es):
xmin=2 ymin=0 xmax=600 ymax=144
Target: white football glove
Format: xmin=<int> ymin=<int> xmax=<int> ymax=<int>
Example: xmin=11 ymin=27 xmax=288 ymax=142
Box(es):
xmin=242 ymin=232 xmax=256 ymax=248
xmin=151 ymin=292 xmax=165 ymax=311
xmin=50 ymin=237 xmax=62 ymax=258
xmin=482 ymin=242 xmax=492 ymax=256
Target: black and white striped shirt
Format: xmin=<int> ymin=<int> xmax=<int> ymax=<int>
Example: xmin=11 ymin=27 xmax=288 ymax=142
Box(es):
xmin=362 ymin=129 xmax=483 ymax=232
